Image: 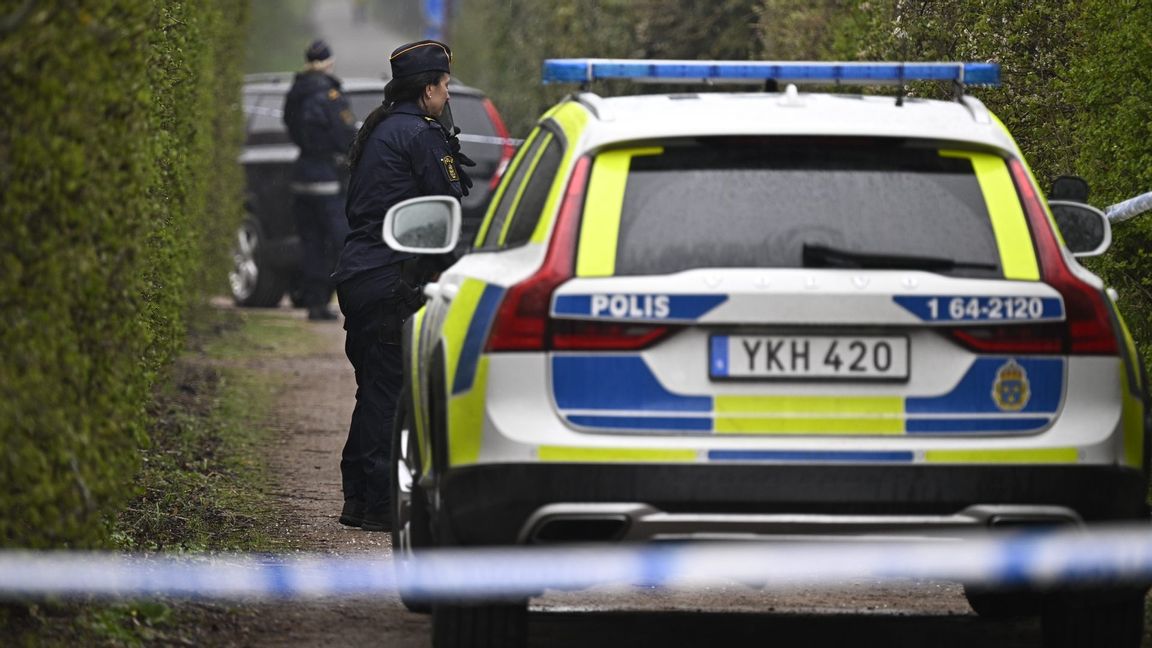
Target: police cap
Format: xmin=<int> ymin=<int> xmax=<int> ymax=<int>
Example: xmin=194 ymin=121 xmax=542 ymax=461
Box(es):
xmin=305 ymin=39 xmax=332 ymax=62
xmin=389 ymin=40 xmax=452 ymax=78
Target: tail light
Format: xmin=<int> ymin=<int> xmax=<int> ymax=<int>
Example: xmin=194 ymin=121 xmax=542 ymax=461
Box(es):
xmin=482 ymin=97 xmax=516 ymax=191
xmin=948 ymin=324 xmax=1065 ymax=354
xmin=551 ymin=320 xmax=674 ymax=351
xmin=485 ymin=156 xmax=591 ymax=351
xmin=1008 ymin=158 xmax=1118 ymax=355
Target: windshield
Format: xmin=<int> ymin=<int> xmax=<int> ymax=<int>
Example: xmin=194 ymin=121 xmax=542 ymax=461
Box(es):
xmin=609 ymin=137 xmax=1004 ymax=278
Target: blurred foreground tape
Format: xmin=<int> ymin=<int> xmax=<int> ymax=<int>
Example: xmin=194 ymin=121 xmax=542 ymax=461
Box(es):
xmin=3 ymin=525 xmax=1152 ymax=600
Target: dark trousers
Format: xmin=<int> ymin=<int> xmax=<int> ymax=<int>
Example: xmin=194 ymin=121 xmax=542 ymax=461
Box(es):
xmin=292 ymin=193 xmax=350 ymax=309
xmin=336 ymin=265 xmax=403 ymax=518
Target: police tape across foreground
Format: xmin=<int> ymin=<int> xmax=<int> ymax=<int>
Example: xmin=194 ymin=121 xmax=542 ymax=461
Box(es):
xmin=4 ymin=524 xmax=1152 ymax=600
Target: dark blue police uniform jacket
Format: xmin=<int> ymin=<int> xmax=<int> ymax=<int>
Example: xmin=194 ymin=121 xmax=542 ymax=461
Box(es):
xmin=283 ymin=70 xmax=357 ymax=185
xmin=332 ymin=100 xmax=462 ymax=287
xmin=333 ymin=100 xmax=462 ymax=511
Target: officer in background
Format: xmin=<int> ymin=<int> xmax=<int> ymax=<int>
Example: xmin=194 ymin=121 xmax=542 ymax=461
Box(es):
xmin=332 ymin=40 xmax=471 ymax=531
xmin=283 ymin=39 xmax=357 ymax=321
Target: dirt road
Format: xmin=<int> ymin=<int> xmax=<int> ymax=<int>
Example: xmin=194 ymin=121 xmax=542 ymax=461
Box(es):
xmin=176 ymin=303 xmax=1048 ymax=648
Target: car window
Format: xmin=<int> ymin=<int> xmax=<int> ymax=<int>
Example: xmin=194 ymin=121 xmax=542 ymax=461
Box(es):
xmin=503 ymin=136 xmax=563 ymax=247
xmin=449 ymin=95 xmax=497 ymax=138
xmin=245 ymin=93 xmax=289 ymax=145
xmin=610 ymin=137 xmax=1003 ymax=278
xmin=346 ymin=92 xmax=385 ymax=126
xmin=477 ymin=129 xmax=547 ymax=250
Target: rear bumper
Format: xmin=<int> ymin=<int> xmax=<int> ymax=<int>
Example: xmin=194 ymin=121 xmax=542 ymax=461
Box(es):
xmin=437 ymin=463 xmax=1149 ymax=546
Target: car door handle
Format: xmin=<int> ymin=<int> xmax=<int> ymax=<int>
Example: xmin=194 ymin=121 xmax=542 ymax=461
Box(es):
xmin=424 ymin=283 xmax=459 ymax=302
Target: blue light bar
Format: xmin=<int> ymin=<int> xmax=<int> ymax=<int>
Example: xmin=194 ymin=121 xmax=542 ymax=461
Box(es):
xmin=542 ymin=59 xmax=1000 ymax=87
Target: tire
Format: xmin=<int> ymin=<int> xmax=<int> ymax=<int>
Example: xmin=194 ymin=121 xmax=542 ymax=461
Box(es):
xmin=229 ymin=216 xmax=288 ymax=307
xmin=392 ymin=388 xmax=433 ymax=613
xmin=288 ymin=284 xmax=307 ymax=309
xmin=1041 ymin=589 xmax=1146 ymax=648
xmin=963 ymin=584 xmax=1042 ymax=618
xmin=432 ymin=601 xmax=528 ymax=648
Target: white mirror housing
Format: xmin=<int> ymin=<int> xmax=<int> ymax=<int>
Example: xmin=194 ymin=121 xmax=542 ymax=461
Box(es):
xmin=382 ymin=196 xmax=461 ymax=255
xmin=1048 ymin=200 xmax=1111 ymax=258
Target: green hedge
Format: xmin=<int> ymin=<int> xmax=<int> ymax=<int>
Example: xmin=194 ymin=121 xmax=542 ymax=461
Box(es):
xmin=0 ymin=1 xmax=247 ymax=548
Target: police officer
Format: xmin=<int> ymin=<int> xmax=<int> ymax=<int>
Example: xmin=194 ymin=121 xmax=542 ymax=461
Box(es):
xmin=283 ymin=39 xmax=357 ymax=321
xmin=332 ymin=40 xmax=473 ymax=530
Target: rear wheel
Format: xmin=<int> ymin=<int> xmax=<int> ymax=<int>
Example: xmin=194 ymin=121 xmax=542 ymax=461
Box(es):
xmin=229 ymin=216 xmax=287 ymax=307
xmin=963 ymin=584 xmax=1042 ymax=618
xmin=392 ymin=388 xmax=433 ymax=613
xmin=432 ymin=601 xmax=528 ymax=648
xmin=1041 ymin=589 xmax=1146 ymax=648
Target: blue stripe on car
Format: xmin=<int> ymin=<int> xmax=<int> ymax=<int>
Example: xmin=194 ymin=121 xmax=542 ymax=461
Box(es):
xmin=568 ymin=415 xmax=713 ymax=431
xmin=552 ymin=355 xmax=712 ymax=411
xmin=451 ymin=284 xmax=506 ymax=395
xmin=708 ymin=450 xmax=914 ymax=462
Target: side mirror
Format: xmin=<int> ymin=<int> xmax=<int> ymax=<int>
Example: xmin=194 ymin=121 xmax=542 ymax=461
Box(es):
xmin=382 ymin=196 xmax=461 ymax=254
xmin=1049 ymin=175 xmax=1090 ymax=203
xmin=1049 ymin=200 xmax=1111 ymax=257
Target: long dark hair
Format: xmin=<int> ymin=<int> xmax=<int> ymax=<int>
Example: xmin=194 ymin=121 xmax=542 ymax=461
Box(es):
xmin=348 ymin=71 xmax=447 ymax=172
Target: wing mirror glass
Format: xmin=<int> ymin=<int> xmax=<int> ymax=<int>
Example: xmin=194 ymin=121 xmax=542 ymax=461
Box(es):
xmin=382 ymin=196 xmax=461 ymax=254
xmin=1048 ymin=200 xmax=1111 ymax=257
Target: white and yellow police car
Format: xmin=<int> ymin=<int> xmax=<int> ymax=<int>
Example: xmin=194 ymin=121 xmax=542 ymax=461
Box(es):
xmin=383 ymin=60 xmax=1150 ymax=647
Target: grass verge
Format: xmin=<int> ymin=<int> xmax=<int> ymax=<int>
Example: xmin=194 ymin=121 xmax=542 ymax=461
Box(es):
xmin=1 ymin=304 xmax=327 ymax=646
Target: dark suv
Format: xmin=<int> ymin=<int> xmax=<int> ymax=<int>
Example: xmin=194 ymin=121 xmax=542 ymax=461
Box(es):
xmin=230 ymin=74 xmax=516 ymax=307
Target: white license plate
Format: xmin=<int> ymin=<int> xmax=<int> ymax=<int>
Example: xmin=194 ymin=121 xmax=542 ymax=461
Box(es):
xmin=710 ymin=334 xmax=909 ymax=380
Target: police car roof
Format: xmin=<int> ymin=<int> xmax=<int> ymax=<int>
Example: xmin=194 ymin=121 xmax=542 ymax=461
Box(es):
xmin=570 ymin=90 xmax=1018 ymax=154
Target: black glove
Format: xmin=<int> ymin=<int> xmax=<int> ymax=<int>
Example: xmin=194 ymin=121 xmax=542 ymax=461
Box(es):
xmin=448 ymin=126 xmax=476 ymax=196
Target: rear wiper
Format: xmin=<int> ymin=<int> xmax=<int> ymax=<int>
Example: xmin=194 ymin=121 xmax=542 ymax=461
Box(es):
xmin=802 ymin=243 xmax=998 ymax=272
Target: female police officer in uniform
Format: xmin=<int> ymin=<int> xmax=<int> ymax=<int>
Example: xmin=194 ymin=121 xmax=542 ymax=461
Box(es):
xmin=332 ymin=40 xmax=471 ymax=531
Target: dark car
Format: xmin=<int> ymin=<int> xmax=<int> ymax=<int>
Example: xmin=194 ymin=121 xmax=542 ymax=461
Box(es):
xmin=230 ymin=73 xmax=517 ymax=307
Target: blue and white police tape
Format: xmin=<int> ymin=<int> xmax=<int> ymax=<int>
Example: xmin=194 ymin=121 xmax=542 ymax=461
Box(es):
xmin=3 ymin=524 xmax=1152 ymax=600
xmin=1107 ymin=191 xmax=1152 ymax=225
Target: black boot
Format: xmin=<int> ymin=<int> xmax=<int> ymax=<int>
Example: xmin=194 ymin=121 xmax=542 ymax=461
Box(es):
xmin=360 ymin=502 xmax=391 ymax=532
xmin=339 ymin=499 xmax=365 ymax=527
xmin=308 ymin=306 xmax=338 ymax=321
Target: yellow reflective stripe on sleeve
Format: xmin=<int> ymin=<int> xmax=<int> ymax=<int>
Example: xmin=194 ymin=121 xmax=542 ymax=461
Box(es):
xmin=529 ymin=103 xmax=590 ymax=244
xmin=575 ymin=147 xmax=664 ymax=277
xmin=496 ymin=132 xmax=555 ymax=245
xmin=473 ymin=129 xmax=541 ymax=247
xmin=538 ymin=447 xmax=697 ymax=462
xmin=924 ymin=448 xmax=1078 ymax=463
xmin=939 ymin=150 xmax=1039 ymax=281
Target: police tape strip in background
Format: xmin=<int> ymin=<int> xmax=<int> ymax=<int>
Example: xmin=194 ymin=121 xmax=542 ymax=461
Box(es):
xmin=1107 ymin=191 xmax=1152 ymax=225
xmin=3 ymin=524 xmax=1152 ymax=600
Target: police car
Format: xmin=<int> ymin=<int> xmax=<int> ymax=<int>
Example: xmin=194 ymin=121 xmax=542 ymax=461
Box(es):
xmin=384 ymin=60 xmax=1150 ymax=647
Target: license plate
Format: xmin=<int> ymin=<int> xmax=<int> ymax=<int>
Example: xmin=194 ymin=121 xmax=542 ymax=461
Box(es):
xmin=710 ymin=334 xmax=909 ymax=381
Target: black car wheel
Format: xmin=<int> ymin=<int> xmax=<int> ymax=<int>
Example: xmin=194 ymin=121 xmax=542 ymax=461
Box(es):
xmin=392 ymin=388 xmax=433 ymax=613
xmin=1041 ymin=588 xmax=1146 ymax=647
xmin=432 ymin=601 xmax=528 ymax=648
xmin=229 ymin=216 xmax=287 ymax=307
xmin=963 ymin=584 xmax=1042 ymax=618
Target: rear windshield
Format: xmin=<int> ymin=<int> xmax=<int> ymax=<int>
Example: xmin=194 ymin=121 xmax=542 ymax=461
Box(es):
xmin=610 ymin=138 xmax=1004 ymax=278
